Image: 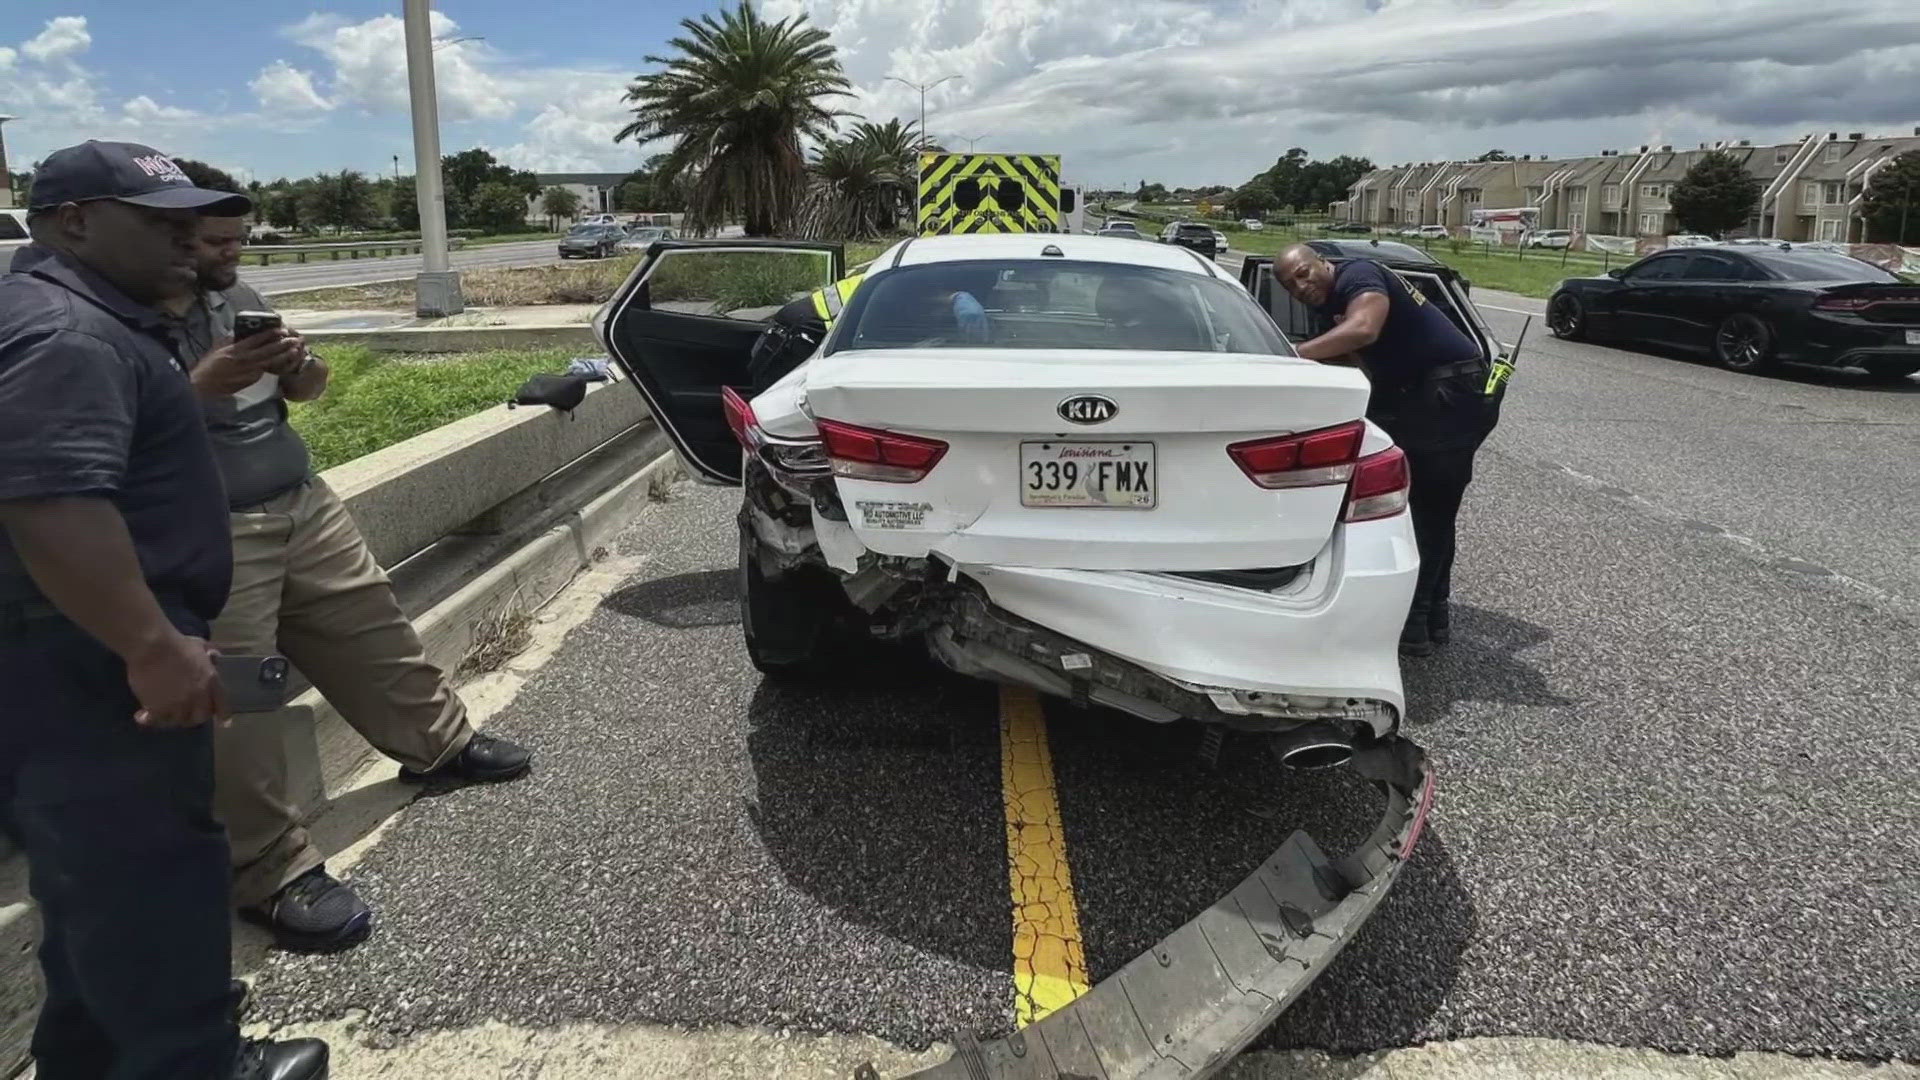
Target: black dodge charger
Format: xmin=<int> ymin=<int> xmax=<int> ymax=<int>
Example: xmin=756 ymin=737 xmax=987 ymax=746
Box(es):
xmin=1546 ymin=245 xmax=1920 ymax=381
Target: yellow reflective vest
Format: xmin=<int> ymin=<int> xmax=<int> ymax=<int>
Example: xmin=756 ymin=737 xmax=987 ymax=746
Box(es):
xmin=808 ymin=273 xmax=866 ymax=324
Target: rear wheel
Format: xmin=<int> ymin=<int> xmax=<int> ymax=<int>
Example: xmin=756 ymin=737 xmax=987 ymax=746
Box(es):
xmin=1547 ymin=292 xmax=1587 ymax=341
xmin=739 ymin=523 xmax=860 ymax=681
xmin=1713 ymin=313 xmax=1776 ymax=373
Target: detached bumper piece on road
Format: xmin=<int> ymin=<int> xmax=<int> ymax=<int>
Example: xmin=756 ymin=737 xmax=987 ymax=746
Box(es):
xmin=872 ymin=736 xmax=1434 ymax=1080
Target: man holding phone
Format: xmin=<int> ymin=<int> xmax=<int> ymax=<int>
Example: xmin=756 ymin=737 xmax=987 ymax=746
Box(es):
xmin=1 ymin=142 xmax=327 ymax=1080
xmin=173 ymin=214 xmax=533 ymax=954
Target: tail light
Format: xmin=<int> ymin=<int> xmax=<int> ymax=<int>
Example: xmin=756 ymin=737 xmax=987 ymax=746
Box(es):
xmin=1227 ymin=421 xmax=1366 ymax=488
xmin=1814 ymin=296 xmax=1871 ymax=312
xmin=817 ymin=418 xmax=948 ymax=483
xmin=1344 ymin=446 xmax=1409 ymax=521
xmin=721 ymin=386 xmax=757 ymax=447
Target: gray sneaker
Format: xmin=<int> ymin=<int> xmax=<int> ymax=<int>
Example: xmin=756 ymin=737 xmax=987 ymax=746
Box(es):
xmin=242 ymin=866 xmax=373 ymax=953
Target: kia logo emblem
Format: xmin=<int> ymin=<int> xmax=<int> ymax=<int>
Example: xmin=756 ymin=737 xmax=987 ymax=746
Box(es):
xmin=1058 ymin=395 xmax=1117 ymax=424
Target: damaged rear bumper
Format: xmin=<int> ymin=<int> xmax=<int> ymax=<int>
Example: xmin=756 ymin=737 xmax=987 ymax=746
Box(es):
xmin=872 ymin=735 xmax=1434 ymax=1080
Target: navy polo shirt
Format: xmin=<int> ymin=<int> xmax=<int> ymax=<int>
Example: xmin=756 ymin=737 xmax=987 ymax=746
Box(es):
xmin=0 ymin=244 xmax=233 ymax=635
xmin=1320 ymin=258 xmax=1482 ymax=397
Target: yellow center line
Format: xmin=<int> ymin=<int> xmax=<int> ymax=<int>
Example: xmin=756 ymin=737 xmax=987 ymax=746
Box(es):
xmin=998 ymin=685 xmax=1090 ymax=1027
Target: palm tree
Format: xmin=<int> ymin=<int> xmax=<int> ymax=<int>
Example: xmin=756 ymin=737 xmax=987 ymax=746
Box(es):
xmin=616 ymin=1 xmax=851 ymax=237
xmin=798 ymin=135 xmax=907 ymax=240
xmin=796 ymin=119 xmax=941 ymax=239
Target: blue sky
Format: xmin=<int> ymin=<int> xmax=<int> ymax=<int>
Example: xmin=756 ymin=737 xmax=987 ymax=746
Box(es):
xmin=4 ymin=0 xmax=1918 ymax=188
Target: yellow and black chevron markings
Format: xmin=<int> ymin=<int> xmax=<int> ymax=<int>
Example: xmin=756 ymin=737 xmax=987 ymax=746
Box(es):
xmin=917 ymin=153 xmax=1062 ymax=235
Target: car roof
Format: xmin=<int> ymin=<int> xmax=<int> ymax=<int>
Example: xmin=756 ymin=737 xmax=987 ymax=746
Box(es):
xmin=883 ymin=234 xmax=1225 ymax=277
xmin=1307 ymin=238 xmax=1441 ymax=265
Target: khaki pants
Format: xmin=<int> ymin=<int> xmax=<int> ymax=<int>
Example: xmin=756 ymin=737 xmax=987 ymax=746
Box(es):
xmin=210 ymin=478 xmax=472 ymax=906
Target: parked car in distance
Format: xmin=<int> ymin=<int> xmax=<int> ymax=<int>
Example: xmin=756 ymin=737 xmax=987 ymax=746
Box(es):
xmin=1525 ymin=229 xmax=1572 ymax=249
xmin=1325 ymin=222 xmax=1373 ymax=234
xmin=1414 ymin=225 xmax=1450 ymax=240
xmin=0 ymin=208 xmax=28 ymax=259
xmin=559 ymin=223 xmax=627 ymax=259
xmin=1160 ymin=221 xmax=1225 ymax=258
xmin=1097 ymin=220 xmax=1144 ymax=239
xmin=1212 ymin=228 xmax=1230 ymax=251
xmin=577 ymin=213 xmax=619 ymax=226
xmin=1547 ymin=246 xmax=1920 ymax=380
xmin=617 ymin=225 xmax=678 ymax=253
xmin=1242 ymin=218 xmax=1265 ymax=231
xmin=1666 ymin=234 xmax=1716 ymax=247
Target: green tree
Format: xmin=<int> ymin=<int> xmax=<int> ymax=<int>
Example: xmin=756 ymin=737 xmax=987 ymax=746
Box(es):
xmin=616 ymin=0 xmax=852 ymax=236
xmin=1861 ymin=149 xmax=1920 ymax=245
xmin=797 ymin=133 xmax=908 ymax=239
xmin=540 ymin=185 xmax=583 ymax=227
xmin=469 ymin=180 xmax=531 ymax=234
xmin=390 ymin=176 xmax=420 ymax=232
xmin=1226 ymin=179 xmax=1278 ymax=219
xmin=303 ymin=170 xmax=376 ymax=233
xmin=175 ymin=158 xmax=241 ymax=194
xmin=439 ymin=148 xmax=538 ymax=229
xmin=1670 ymin=150 xmax=1762 ymax=237
xmin=1262 ymin=147 xmax=1309 ymax=209
xmin=260 ymin=179 xmax=312 ymax=232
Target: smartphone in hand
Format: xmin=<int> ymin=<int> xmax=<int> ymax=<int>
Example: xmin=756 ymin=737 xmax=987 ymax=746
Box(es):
xmin=232 ymin=310 xmax=284 ymax=341
xmin=216 ymin=654 xmax=293 ymax=714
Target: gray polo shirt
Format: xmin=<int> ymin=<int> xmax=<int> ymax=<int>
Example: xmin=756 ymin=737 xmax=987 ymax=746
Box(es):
xmin=180 ymin=282 xmax=314 ymax=508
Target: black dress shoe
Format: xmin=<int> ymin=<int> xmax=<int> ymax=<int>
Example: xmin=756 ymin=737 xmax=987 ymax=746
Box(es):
xmin=242 ymin=867 xmax=373 ymax=954
xmin=234 ymin=1037 xmax=329 ymax=1080
xmin=231 ymin=979 xmax=252 ymax=1024
xmin=1399 ymin=617 xmax=1436 ymax=657
xmin=398 ymin=733 xmax=533 ymax=784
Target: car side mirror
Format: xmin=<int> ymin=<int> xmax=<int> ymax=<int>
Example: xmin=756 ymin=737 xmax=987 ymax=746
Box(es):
xmin=1606 ymin=268 xmax=1625 ymax=280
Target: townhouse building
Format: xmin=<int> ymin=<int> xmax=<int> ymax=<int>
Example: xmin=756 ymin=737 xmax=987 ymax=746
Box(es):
xmin=1334 ymin=127 xmax=1920 ymax=242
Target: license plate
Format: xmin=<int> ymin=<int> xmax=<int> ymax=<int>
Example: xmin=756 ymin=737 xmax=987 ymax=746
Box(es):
xmin=1906 ymin=330 xmax=1920 ymax=346
xmin=1020 ymin=442 xmax=1156 ymax=508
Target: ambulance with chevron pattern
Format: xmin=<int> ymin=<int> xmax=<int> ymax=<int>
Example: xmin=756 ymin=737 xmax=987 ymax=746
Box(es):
xmin=917 ymin=152 xmax=1083 ymax=236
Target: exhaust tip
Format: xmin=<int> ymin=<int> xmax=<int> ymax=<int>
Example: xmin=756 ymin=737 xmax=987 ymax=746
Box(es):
xmin=1270 ymin=723 xmax=1355 ymax=770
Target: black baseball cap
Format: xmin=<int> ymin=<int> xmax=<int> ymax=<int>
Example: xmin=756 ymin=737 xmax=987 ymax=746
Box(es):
xmin=28 ymin=140 xmax=252 ymax=215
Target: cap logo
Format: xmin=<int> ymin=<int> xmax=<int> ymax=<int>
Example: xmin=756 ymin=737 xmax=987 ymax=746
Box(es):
xmin=131 ymin=154 xmax=189 ymax=185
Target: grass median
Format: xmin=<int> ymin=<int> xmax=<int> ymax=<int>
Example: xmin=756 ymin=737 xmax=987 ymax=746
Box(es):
xmin=1221 ymin=226 xmax=1623 ymax=299
xmin=276 ymin=238 xmax=901 ymax=312
xmin=291 ymin=345 xmax=582 ymax=471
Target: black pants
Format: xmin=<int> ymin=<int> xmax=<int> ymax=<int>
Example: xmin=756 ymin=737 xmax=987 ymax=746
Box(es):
xmin=0 ymin=614 xmax=238 ymax=1080
xmin=1402 ymin=444 xmax=1480 ymax=622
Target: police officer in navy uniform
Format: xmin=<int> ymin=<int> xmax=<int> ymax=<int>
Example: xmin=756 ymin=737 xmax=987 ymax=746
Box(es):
xmin=0 ymin=142 xmax=328 ymax=1079
xmin=1273 ymin=243 xmax=1500 ymax=656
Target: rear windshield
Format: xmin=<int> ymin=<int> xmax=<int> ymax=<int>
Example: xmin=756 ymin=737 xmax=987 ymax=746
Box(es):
xmin=1747 ymin=251 xmax=1899 ymax=282
xmin=1176 ymin=224 xmax=1214 ymax=236
xmin=835 ymin=259 xmax=1293 ymax=355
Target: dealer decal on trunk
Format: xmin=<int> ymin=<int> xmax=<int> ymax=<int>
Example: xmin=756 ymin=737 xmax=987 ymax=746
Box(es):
xmin=855 ymin=500 xmax=935 ymax=529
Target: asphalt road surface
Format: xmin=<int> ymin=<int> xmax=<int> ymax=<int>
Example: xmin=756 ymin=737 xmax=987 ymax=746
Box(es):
xmin=249 ymin=239 xmax=566 ymax=296
xmin=250 ymin=248 xmax=1919 ymax=1070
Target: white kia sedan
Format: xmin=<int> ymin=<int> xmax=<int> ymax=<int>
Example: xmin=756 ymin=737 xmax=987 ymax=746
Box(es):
xmin=595 ymin=235 xmax=1426 ymax=765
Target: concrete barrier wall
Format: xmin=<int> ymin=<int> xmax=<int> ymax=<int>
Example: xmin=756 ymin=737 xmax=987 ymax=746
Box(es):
xmin=329 ymin=377 xmax=647 ymax=569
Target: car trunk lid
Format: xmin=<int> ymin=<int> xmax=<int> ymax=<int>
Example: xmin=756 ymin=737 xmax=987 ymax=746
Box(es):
xmin=802 ymin=348 xmax=1374 ymax=570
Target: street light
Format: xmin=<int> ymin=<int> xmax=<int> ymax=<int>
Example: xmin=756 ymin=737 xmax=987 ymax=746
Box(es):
xmin=403 ymin=0 xmax=463 ymax=316
xmin=885 ymin=74 xmax=964 ymax=152
xmin=0 ymin=116 xmax=16 ymax=210
xmin=944 ymin=133 xmax=987 ymax=152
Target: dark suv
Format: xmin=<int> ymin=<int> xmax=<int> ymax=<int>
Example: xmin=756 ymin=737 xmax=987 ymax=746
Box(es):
xmin=1160 ymin=221 xmax=1223 ymax=259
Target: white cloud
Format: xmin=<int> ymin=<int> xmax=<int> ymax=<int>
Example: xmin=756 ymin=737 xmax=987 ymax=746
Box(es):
xmin=250 ymin=60 xmax=333 ymax=114
xmin=122 ymin=95 xmax=198 ymax=124
xmin=0 ymin=46 xmax=16 ymax=72
xmin=22 ymin=16 xmax=91 ymax=63
xmin=758 ymin=0 xmax=1920 ymax=185
xmin=491 ymin=72 xmax=649 ymax=173
xmin=284 ymin=12 xmax=514 ymax=123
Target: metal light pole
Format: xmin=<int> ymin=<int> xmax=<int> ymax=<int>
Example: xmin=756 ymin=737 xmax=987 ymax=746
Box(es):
xmin=0 ymin=116 xmax=16 ymax=209
xmin=945 ymin=133 xmax=987 ymax=152
xmin=404 ymin=0 xmax=463 ymax=316
xmin=886 ymin=74 xmax=963 ymax=155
